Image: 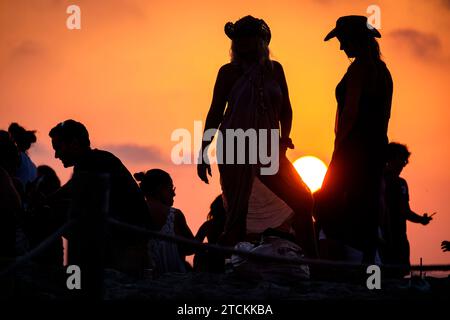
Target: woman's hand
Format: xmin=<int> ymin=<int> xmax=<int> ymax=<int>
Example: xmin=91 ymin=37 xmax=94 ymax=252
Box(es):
xmin=441 ymin=240 xmax=450 ymax=252
xmin=420 ymin=213 xmax=433 ymax=225
xmin=197 ymin=162 xmax=212 ymax=184
xmin=280 ymin=137 xmax=294 ymax=158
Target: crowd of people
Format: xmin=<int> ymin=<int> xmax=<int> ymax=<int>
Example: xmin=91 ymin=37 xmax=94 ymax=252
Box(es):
xmin=0 ymin=15 xmax=447 ymax=288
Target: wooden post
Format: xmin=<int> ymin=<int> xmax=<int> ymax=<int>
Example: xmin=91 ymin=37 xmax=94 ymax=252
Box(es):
xmin=420 ymin=257 xmax=423 ymax=279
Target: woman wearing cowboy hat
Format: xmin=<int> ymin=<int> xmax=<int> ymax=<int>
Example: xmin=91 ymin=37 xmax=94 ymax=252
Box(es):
xmin=197 ymin=16 xmax=316 ymax=258
xmin=315 ymin=15 xmax=393 ymax=264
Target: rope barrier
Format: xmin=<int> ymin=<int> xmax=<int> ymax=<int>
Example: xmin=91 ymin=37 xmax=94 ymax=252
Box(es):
xmin=0 ymin=219 xmax=76 ymax=278
xmin=2 ymin=216 xmax=449 ymax=281
xmin=107 ymin=218 xmax=450 ymax=272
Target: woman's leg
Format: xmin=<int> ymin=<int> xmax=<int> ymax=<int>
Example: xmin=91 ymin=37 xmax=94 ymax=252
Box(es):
xmin=259 ymin=156 xmax=318 ymax=258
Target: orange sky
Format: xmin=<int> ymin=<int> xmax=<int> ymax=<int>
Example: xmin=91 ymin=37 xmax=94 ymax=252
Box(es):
xmin=1 ymin=0 xmax=449 ymax=264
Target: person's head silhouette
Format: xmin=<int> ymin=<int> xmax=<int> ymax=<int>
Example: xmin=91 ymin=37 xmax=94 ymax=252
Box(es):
xmin=207 ymin=195 xmax=226 ymax=222
xmin=324 ymin=15 xmax=381 ymax=59
xmin=8 ymin=123 xmax=37 ymax=153
xmin=225 ymin=15 xmax=271 ymax=64
xmin=35 ymin=165 xmax=61 ymax=195
xmin=49 ymin=120 xmax=90 ymax=168
xmin=386 ymin=142 xmax=411 ymax=177
xmin=134 ymin=169 xmax=175 ymax=207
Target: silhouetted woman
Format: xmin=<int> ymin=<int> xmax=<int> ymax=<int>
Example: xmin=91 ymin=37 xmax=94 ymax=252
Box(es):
xmin=197 ymin=16 xmax=315 ymax=257
xmin=194 ymin=195 xmax=226 ymax=272
xmin=315 ymin=16 xmax=393 ymax=263
xmin=135 ymin=169 xmax=195 ymax=274
xmin=8 ymin=123 xmax=37 ymax=188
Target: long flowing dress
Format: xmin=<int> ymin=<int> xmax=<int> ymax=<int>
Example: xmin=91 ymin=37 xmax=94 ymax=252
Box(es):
xmin=217 ymin=63 xmax=311 ymax=246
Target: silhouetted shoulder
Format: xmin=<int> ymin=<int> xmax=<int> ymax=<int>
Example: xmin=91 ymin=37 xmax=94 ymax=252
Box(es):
xmin=378 ymin=60 xmax=393 ymax=84
xmin=174 ymin=208 xmax=187 ymax=223
xmin=347 ymin=60 xmax=378 ymax=88
xmin=92 ymin=149 xmax=118 ymax=159
xmin=398 ymin=177 xmax=408 ymax=188
xmin=95 ymin=149 xmax=119 ymax=165
xmin=218 ymin=63 xmax=242 ymax=80
xmin=271 ymin=60 xmax=284 ymax=76
xmin=377 ymin=60 xmax=388 ymax=69
xmin=215 ymin=63 xmax=244 ymax=97
xmin=272 ymin=60 xmax=283 ymax=70
xmin=76 ymin=148 xmax=127 ymax=174
xmin=348 ymin=59 xmax=369 ymax=74
xmin=219 ymin=62 xmax=240 ymax=73
xmin=271 ymin=60 xmax=289 ymax=93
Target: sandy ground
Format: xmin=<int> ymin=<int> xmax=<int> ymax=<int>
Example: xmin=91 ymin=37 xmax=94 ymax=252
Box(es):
xmin=6 ymin=264 xmax=450 ymax=303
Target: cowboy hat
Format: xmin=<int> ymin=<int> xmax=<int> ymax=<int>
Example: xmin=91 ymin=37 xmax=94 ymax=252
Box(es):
xmin=225 ymin=15 xmax=271 ymax=44
xmin=324 ymin=15 xmax=381 ymax=41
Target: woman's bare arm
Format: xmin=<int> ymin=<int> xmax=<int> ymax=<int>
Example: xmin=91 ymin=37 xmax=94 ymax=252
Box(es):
xmin=194 ymin=221 xmax=210 ymax=243
xmin=274 ymin=61 xmax=293 ymax=141
xmin=198 ymin=65 xmax=231 ymax=183
xmin=201 ymin=65 xmax=230 ymax=151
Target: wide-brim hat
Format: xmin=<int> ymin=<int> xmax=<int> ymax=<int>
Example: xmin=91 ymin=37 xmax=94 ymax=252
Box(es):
xmin=224 ymin=15 xmax=271 ymax=44
xmin=324 ymin=15 xmax=381 ymax=41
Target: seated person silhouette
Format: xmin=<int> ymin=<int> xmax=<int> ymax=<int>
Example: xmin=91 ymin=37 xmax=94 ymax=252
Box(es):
xmin=49 ymin=120 xmax=152 ymax=275
xmin=25 ymin=165 xmax=64 ymax=266
xmin=381 ymin=143 xmax=433 ymax=277
xmin=135 ymin=169 xmax=195 ymax=274
xmin=194 ymin=195 xmax=226 ymax=273
xmin=8 ymin=122 xmax=38 ymax=189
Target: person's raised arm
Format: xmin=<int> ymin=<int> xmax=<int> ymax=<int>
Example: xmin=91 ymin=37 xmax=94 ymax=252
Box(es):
xmin=400 ymin=181 xmax=432 ymax=225
xmin=403 ymin=200 xmax=425 ymax=223
xmin=194 ymin=221 xmax=210 ymax=243
xmin=197 ymin=65 xmax=229 ymax=183
xmin=405 ymin=204 xmax=433 ymax=225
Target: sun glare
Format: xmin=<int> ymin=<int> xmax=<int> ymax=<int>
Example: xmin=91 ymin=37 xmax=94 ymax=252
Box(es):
xmin=293 ymin=156 xmax=328 ymax=193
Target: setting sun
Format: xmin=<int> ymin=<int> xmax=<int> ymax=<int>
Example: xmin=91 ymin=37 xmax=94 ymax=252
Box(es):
xmin=293 ymin=156 xmax=328 ymax=193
